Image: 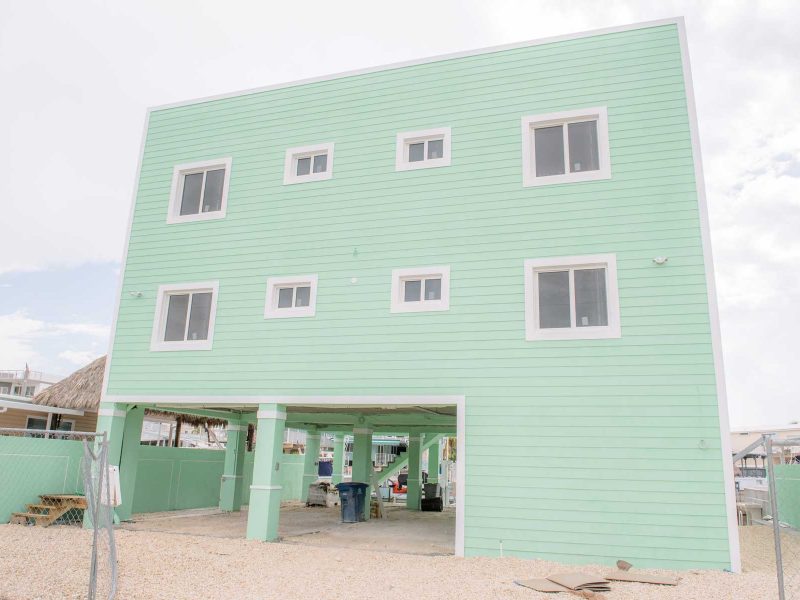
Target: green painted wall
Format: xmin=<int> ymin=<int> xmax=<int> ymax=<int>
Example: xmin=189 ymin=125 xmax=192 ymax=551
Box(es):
xmin=106 ymin=22 xmax=731 ymax=568
xmin=775 ymin=465 xmax=800 ymax=530
xmin=131 ymin=446 xmax=304 ymax=514
xmin=0 ymin=435 xmax=84 ymax=523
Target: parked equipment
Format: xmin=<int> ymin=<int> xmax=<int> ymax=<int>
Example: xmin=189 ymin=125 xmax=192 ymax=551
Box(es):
xmin=335 ymin=482 xmax=369 ymax=522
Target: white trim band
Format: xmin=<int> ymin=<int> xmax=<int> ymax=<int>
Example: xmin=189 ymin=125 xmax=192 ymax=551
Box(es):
xmin=98 ymin=408 xmax=126 ymax=418
xmin=408 ymin=436 xmax=422 ymax=442
xmin=226 ymin=424 xmax=247 ymax=432
xmin=250 ymin=485 xmax=283 ymax=491
xmin=256 ymin=409 xmax=287 ymax=420
xmin=221 ymin=475 xmax=243 ymax=480
xmin=306 ymin=434 xmax=321 ymax=440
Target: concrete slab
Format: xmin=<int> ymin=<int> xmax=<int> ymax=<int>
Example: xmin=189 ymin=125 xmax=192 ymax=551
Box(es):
xmin=122 ymin=502 xmax=455 ymax=555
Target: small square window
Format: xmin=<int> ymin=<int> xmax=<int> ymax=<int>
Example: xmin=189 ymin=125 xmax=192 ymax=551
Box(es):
xmin=396 ymin=128 xmax=451 ymax=171
xmin=522 ymin=107 xmax=610 ymax=187
xmin=265 ymin=275 xmax=318 ymax=318
xmin=524 ymin=255 xmax=620 ymax=340
xmin=168 ymin=158 xmax=232 ymax=223
xmin=150 ymin=282 xmax=219 ymax=351
xmin=284 ymin=143 xmax=334 ymax=184
xmin=391 ymin=266 xmax=450 ymax=313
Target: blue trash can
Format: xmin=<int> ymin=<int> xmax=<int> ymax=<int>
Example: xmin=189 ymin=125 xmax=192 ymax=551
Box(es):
xmin=335 ymin=482 xmax=369 ymax=523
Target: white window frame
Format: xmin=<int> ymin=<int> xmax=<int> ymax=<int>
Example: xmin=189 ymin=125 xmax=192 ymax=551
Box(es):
xmin=26 ymin=415 xmax=48 ymax=429
xmin=150 ymin=281 xmax=220 ymax=351
xmin=390 ymin=266 xmax=451 ymax=313
xmin=523 ymin=254 xmax=620 ymax=341
xmin=167 ymin=158 xmax=233 ymax=224
xmin=395 ymin=127 xmax=452 ymax=171
xmin=264 ymin=275 xmax=319 ymax=319
xmin=521 ymin=107 xmax=610 ymax=187
xmin=283 ymin=143 xmax=334 ymax=184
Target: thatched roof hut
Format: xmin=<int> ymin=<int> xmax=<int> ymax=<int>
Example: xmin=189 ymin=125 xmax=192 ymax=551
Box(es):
xmin=33 ymin=355 xmax=227 ymax=427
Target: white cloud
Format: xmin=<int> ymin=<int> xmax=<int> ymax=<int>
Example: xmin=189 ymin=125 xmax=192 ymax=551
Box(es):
xmin=58 ymin=349 xmax=102 ymax=366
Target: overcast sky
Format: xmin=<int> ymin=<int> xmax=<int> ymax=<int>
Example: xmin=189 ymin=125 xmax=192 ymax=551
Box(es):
xmin=1 ymin=0 xmax=798 ymax=427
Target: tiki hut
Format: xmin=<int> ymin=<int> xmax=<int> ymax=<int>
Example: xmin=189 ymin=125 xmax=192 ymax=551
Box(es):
xmin=33 ymin=355 xmax=227 ymax=444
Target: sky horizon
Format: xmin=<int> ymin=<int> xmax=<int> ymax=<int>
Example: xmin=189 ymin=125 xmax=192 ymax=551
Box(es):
xmin=2 ymin=1 xmax=798 ymax=428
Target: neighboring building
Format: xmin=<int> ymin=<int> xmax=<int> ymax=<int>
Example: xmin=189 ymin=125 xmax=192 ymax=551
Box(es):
xmin=0 ymin=368 xmax=85 ymax=431
xmin=99 ymin=18 xmax=737 ymax=570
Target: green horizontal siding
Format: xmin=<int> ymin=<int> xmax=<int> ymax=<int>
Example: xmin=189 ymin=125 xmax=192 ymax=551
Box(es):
xmin=108 ymin=22 xmax=731 ymax=568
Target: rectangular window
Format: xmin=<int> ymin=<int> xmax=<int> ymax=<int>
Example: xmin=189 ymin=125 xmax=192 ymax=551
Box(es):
xmin=284 ymin=143 xmax=334 ymax=184
xmin=396 ymin=127 xmax=451 ymax=171
xmin=168 ymin=158 xmax=232 ymax=223
xmin=23 ymin=385 xmax=36 ymax=397
xmin=150 ymin=282 xmax=219 ymax=351
xmin=391 ymin=266 xmax=450 ymax=313
xmin=524 ymin=254 xmax=620 ymax=340
xmin=265 ymin=275 xmax=318 ymax=318
xmin=522 ymin=107 xmax=610 ymax=186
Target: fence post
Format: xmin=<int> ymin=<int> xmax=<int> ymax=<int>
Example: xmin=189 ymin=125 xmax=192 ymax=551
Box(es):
xmin=765 ymin=435 xmax=785 ymax=600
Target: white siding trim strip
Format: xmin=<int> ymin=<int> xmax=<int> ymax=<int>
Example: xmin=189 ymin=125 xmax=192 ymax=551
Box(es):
xmin=98 ymin=408 xmax=126 ymax=418
xmin=226 ymin=424 xmax=247 ymax=432
xmin=105 ymin=394 xmax=464 ymax=406
xmin=250 ymin=485 xmax=282 ymax=491
xmin=256 ymin=409 xmax=287 ymax=420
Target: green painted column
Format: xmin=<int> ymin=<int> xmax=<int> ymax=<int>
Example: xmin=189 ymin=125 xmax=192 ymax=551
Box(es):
xmin=407 ymin=434 xmax=423 ymax=511
xmin=331 ymin=434 xmax=345 ymax=486
xmin=115 ymin=405 xmax=145 ymax=521
xmin=246 ymin=403 xmax=286 ymax=541
xmin=220 ymin=422 xmax=247 ymax=512
xmin=427 ymin=437 xmax=441 ymax=484
xmin=301 ymin=430 xmax=321 ymax=502
xmin=351 ymin=428 xmax=373 ymax=520
xmin=95 ymin=402 xmax=127 ymax=465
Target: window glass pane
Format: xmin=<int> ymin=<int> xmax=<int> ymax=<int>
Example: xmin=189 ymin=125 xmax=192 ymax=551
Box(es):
xmin=427 ymin=139 xmax=444 ymax=160
xmin=408 ymin=142 xmax=425 ymax=162
xmin=202 ymin=169 xmax=225 ymax=212
xmin=424 ymin=278 xmax=442 ymax=301
xmin=312 ymin=154 xmax=327 ymax=173
xmin=404 ymin=280 xmax=421 ymax=302
xmin=574 ymin=268 xmax=608 ymax=327
xmin=164 ymin=294 xmax=190 ymax=341
xmin=187 ymin=292 xmax=212 ymax=341
xmin=27 ymin=417 xmax=47 ymax=430
xmin=277 ymin=287 xmax=294 ymax=308
xmin=57 ymin=421 xmax=74 ymax=431
xmin=296 ymin=157 xmax=311 ymax=176
xmin=568 ymin=120 xmax=599 ymax=173
xmin=534 ymin=125 xmax=565 ymax=177
xmin=538 ymin=271 xmax=571 ymax=328
xmin=179 ymin=172 xmax=203 ymax=215
xmin=295 ymin=286 xmax=311 ymax=307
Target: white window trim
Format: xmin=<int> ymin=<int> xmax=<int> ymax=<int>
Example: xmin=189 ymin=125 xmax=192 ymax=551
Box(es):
xmin=395 ymin=127 xmax=452 ymax=171
xmin=523 ymin=254 xmax=621 ymax=341
xmin=26 ymin=415 xmax=49 ymax=429
xmin=264 ymin=275 xmax=319 ymax=319
xmin=390 ymin=266 xmax=451 ymax=313
xmin=521 ymin=107 xmax=610 ymax=187
xmin=150 ymin=281 xmax=220 ymax=351
xmin=167 ymin=158 xmax=233 ymax=224
xmin=283 ymin=143 xmax=334 ymax=185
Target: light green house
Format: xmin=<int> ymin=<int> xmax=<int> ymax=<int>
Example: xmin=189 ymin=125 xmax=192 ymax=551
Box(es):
xmin=99 ymin=17 xmax=739 ymax=570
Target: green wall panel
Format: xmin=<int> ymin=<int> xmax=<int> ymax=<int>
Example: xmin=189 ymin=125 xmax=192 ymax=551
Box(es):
xmin=107 ymin=22 xmax=732 ymax=568
xmin=775 ymin=465 xmax=800 ymax=530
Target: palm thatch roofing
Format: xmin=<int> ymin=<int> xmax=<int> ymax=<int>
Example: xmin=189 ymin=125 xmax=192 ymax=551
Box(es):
xmin=33 ymin=355 xmax=227 ymax=427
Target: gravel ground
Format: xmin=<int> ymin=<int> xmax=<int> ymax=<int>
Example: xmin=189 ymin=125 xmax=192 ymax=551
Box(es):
xmin=0 ymin=525 xmax=794 ymax=600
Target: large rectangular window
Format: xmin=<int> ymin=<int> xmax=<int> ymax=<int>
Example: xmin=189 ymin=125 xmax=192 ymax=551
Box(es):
xmin=151 ymin=282 xmax=219 ymax=351
xmin=522 ymin=108 xmax=610 ymax=187
xmin=168 ymin=158 xmax=232 ymax=223
xmin=524 ymin=255 xmax=620 ymax=340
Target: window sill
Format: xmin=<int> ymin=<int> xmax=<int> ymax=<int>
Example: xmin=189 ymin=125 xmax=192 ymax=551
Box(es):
xmin=283 ymin=171 xmax=333 ymax=185
xmin=522 ymin=167 xmax=611 ymax=187
xmin=525 ymin=325 xmax=621 ymax=341
xmin=395 ymin=157 xmax=451 ymax=172
xmin=390 ymin=300 xmax=450 ymax=314
xmin=166 ymin=210 xmax=227 ymax=225
xmin=150 ymin=340 xmax=214 ymax=351
xmin=264 ymin=307 xmax=317 ymax=319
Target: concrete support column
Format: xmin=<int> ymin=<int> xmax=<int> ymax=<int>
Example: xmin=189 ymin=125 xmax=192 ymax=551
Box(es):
xmin=331 ymin=434 xmax=345 ymax=486
xmin=220 ymin=421 xmax=247 ymax=512
xmin=246 ymin=403 xmax=286 ymax=541
xmin=427 ymin=437 xmax=441 ymax=484
xmin=351 ymin=428 xmax=373 ymax=520
xmin=301 ymin=430 xmax=321 ymax=502
xmin=407 ymin=434 xmax=423 ymax=511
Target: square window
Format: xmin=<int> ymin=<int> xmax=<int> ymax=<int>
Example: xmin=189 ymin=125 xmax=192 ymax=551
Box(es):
xmin=396 ymin=128 xmax=451 ymax=171
xmin=168 ymin=158 xmax=232 ymax=223
xmin=391 ymin=266 xmax=450 ymax=313
xmin=524 ymin=255 xmax=620 ymax=340
xmin=151 ymin=282 xmax=219 ymax=351
xmin=265 ymin=275 xmax=318 ymax=318
xmin=284 ymin=143 xmax=334 ymax=184
xmin=522 ymin=108 xmax=610 ymax=186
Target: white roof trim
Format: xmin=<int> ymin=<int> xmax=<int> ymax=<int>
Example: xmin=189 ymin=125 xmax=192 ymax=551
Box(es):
xmin=150 ymin=18 xmax=683 ymax=112
xmin=0 ymin=396 xmax=85 ymax=416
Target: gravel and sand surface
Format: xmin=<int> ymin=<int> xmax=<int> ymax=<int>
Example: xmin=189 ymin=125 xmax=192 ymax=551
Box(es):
xmin=0 ymin=524 xmax=795 ymax=599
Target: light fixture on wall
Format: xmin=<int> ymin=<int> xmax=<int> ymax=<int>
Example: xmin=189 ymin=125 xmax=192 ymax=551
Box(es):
xmin=652 ymin=257 xmax=668 ymax=265
xmin=129 ymin=291 xmax=143 ymax=297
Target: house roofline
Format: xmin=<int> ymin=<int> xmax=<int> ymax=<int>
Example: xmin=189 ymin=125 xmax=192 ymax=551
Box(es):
xmin=149 ymin=17 xmax=684 ymax=113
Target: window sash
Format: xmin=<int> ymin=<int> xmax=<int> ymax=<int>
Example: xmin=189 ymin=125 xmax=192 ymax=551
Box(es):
xmin=179 ymin=168 xmax=226 ymax=215
xmin=535 ymin=266 xmax=608 ymax=331
xmin=532 ymin=117 xmax=599 ymax=179
xmin=407 ymin=138 xmax=445 ymax=163
xmin=401 ymin=276 xmax=443 ymax=303
xmin=294 ymin=153 xmax=328 ymax=177
xmin=163 ymin=291 xmax=213 ymax=342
